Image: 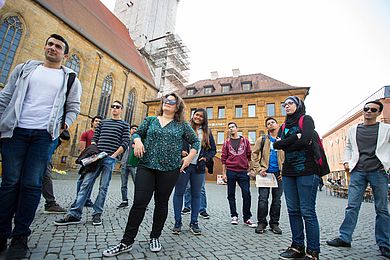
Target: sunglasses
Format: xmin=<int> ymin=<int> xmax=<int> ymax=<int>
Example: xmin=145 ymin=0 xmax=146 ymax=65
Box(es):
xmin=282 ymin=101 xmax=295 ymax=108
xmin=111 ymin=105 xmax=122 ymax=109
xmin=363 ymin=107 xmax=378 ymax=113
xmin=163 ymin=98 xmax=177 ymax=105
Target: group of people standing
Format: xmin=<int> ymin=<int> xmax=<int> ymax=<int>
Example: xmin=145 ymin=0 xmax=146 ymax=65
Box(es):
xmin=0 ymin=33 xmax=388 ymax=260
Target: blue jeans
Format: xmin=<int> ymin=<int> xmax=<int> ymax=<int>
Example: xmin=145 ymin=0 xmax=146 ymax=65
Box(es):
xmin=283 ymin=174 xmax=320 ymax=252
xmin=68 ymin=157 xmax=117 ymax=219
xmin=121 ymin=166 xmax=137 ymax=201
xmin=71 ymin=171 xmax=93 ymax=208
xmin=339 ymin=170 xmax=390 ymax=248
xmin=173 ymin=164 xmax=205 ymax=224
xmin=184 ymin=178 xmax=207 ymax=213
xmin=0 ymin=128 xmax=53 ymax=238
xmin=226 ymin=170 xmax=252 ymax=221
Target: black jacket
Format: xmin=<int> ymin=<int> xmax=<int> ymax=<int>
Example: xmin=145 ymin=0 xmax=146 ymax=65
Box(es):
xmin=75 ymin=144 xmax=100 ymax=174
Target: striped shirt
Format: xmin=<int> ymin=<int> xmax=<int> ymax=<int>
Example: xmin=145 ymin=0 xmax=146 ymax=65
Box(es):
xmin=92 ymin=119 xmax=130 ymax=156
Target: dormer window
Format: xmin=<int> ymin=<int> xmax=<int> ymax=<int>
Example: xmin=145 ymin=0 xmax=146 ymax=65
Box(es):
xmin=241 ymin=81 xmax=252 ymax=91
xmin=221 ymin=84 xmax=231 ymax=93
xmin=187 ymin=88 xmax=196 ymax=96
xmin=204 ymin=85 xmax=214 ymax=94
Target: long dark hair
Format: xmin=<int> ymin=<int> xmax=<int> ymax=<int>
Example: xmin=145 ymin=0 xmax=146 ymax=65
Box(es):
xmin=158 ymin=93 xmax=186 ymax=122
xmin=190 ymin=108 xmax=211 ymax=149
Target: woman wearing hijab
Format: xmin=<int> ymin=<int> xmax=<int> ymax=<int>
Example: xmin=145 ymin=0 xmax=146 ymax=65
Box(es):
xmin=274 ymin=96 xmax=320 ymax=260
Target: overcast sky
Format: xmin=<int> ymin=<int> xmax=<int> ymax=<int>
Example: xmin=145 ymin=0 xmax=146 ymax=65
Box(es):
xmin=101 ymin=0 xmax=390 ymax=135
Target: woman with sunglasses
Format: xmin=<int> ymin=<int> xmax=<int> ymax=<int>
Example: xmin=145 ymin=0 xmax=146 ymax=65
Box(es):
xmin=103 ymin=93 xmax=199 ymax=257
xmin=172 ymin=108 xmax=216 ymax=235
xmin=273 ymin=96 xmax=320 ymax=260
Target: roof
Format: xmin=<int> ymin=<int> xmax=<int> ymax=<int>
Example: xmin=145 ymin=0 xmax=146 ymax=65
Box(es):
xmin=34 ymin=0 xmax=156 ymax=89
xmin=177 ymin=72 xmax=309 ymax=98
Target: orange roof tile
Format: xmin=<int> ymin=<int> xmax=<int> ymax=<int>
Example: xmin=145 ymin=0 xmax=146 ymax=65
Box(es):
xmin=35 ymin=0 xmax=156 ymax=88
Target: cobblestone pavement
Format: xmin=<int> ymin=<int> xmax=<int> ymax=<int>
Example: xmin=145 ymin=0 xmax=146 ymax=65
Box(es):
xmin=1 ymin=174 xmax=388 ymax=259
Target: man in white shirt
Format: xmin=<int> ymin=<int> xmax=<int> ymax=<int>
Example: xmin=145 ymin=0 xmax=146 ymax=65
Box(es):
xmin=0 ymin=34 xmax=82 ymax=259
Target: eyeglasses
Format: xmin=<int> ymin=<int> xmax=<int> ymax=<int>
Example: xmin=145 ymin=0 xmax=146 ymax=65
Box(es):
xmin=111 ymin=105 xmax=122 ymax=109
xmin=163 ymin=98 xmax=177 ymax=105
xmin=363 ymin=107 xmax=378 ymax=113
xmin=282 ymin=101 xmax=295 ymax=108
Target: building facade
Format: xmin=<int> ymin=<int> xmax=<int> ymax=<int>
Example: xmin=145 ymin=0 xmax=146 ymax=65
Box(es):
xmin=114 ymin=0 xmax=190 ymax=96
xmin=322 ymin=86 xmax=389 ymax=184
xmin=0 ymin=0 xmax=158 ymax=169
xmin=145 ymin=70 xmax=310 ymax=180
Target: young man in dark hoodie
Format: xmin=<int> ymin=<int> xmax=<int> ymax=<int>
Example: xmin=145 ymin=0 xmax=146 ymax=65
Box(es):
xmin=222 ymin=122 xmax=256 ymax=228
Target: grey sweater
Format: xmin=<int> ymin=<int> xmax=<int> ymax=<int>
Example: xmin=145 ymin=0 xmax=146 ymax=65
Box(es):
xmin=0 ymin=60 xmax=82 ymax=139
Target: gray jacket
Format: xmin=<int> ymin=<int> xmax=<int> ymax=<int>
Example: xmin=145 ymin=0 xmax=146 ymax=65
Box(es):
xmin=0 ymin=60 xmax=82 ymax=139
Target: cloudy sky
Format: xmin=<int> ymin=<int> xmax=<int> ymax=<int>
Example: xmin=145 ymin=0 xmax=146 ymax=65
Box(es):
xmin=101 ymin=0 xmax=390 ymax=135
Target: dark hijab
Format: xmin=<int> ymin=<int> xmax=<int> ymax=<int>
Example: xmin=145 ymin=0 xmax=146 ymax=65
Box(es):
xmin=284 ymin=96 xmax=306 ymax=128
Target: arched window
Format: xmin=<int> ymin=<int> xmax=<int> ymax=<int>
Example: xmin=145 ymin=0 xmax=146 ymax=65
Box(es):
xmin=65 ymin=54 xmax=81 ymax=75
xmin=97 ymin=75 xmax=113 ymax=118
xmin=125 ymin=89 xmax=136 ymax=123
xmin=0 ymin=16 xmax=23 ymax=84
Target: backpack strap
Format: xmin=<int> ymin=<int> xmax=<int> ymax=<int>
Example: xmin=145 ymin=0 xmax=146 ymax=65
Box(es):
xmin=298 ymin=115 xmax=305 ymax=131
xmin=61 ymin=73 xmax=76 ymax=129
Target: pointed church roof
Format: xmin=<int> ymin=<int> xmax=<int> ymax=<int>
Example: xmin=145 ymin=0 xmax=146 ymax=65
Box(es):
xmin=34 ymin=0 xmax=156 ymax=89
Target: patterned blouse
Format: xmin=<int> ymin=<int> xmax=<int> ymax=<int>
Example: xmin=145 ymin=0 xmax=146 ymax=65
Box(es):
xmin=133 ymin=116 xmax=200 ymax=172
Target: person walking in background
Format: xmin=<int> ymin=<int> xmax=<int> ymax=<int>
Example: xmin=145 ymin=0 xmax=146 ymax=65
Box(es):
xmin=54 ymin=100 xmax=130 ymax=226
xmin=327 ymin=100 xmax=390 ymax=259
xmin=103 ymin=93 xmax=200 ymax=257
xmin=222 ymin=122 xmax=257 ymax=228
xmin=172 ymin=108 xmax=216 ymax=235
xmin=117 ymin=124 xmax=139 ymax=209
xmin=71 ymin=115 xmax=102 ymax=208
xmin=0 ymin=34 xmax=81 ymax=258
xmin=274 ymin=96 xmax=320 ymax=260
xmin=250 ymin=117 xmax=284 ymax=235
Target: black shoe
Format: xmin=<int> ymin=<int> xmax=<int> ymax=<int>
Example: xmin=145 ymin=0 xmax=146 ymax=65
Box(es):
xmin=172 ymin=222 xmax=182 ymax=235
xmin=85 ymin=200 xmax=94 ymax=208
xmin=181 ymin=207 xmax=190 ymax=215
xmin=44 ymin=203 xmax=67 ymax=214
xmin=92 ymin=214 xmax=102 ymax=226
xmin=255 ymin=223 xmax=266 ymax=234
xmin=117 ymin=201 xmax=129 ymax=209
xmin=326 ymin=237 xmax=351 ymax=247
xmin=380 ymin=246 xmax=390 ymax=259
xmin=304 ymin=249 xmax=319 ymax=260
xmin=53 ymin=215 xmax=81 ymax=226
xmin=199 ymin=211 xmax=210 ymax=219
xmin=190 ymin=222 xmax=202 ymax=235
xmin=5 ymin=236 xmax=29 ymax=259
xmin=270 ymin=224 xmax=282 ymax=235
xmin=0 ymin=237 xmax=7 ymax=253
xmin=279 ymin=245 xmax=305 ymax=259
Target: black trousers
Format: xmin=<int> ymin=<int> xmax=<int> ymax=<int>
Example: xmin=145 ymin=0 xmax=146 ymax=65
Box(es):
xmin=121 ymin=165 xmax=180 ymax=245
xmin=42 ymin=162 xmax=56 ymax=206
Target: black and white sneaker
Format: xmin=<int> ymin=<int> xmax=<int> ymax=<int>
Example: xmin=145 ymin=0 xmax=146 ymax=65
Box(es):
xmin=190 ymin=222 xmax=202 ymax=235
xmin=53 ymin=215 xmax=81 ymax=226
xmin=199 ymin=211 xmax=210 ymax=219
xmin=181 ymin=207 xmax=190 ymax=215
xmin=117 ymin=201 xmax=129 ymax=209
xmin=102 ymin=242 xmax=132 ymax=257
xmin=149 ymin=238 xmax=162 ymax=252
xmin=92 ymin=214 xmax=102 ymax=226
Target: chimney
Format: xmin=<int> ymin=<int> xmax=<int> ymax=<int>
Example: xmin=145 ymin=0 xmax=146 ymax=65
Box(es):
xmin=232 ymin=68 xmax=240 ymax=77
xmin=210 ymin=71 xmax=219 ymax=80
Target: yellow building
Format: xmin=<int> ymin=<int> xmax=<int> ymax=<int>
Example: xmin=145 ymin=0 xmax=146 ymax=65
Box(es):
xmin=145 ymin=71 xmax=310 ymax=179
xmin=0 ymin=0 xmax=158 ymax=169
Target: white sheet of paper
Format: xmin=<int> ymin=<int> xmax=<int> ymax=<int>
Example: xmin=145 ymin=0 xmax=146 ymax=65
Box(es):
xmin=256 ymin=173 xmax=278 ymax=188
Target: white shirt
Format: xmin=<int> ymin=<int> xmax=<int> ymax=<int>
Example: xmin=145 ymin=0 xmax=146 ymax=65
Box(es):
xmin=18 ymin=65 xmax=64 ymax=129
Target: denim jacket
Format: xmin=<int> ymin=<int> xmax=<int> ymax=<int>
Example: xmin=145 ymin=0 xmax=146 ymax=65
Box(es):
xmin=0 ymin=60 xmax=82 ymax=139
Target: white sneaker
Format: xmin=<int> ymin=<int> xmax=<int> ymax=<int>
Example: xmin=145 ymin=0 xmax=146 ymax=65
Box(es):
xmin=103 ymin=243 xmax=132 ymax=257
xmin=244 ymin=219 xmax=257 ymax=228
xmin=231 ymin=216 xmax=239 ymax=225
xmin=149 ymin=238 xmax=162 ymax=252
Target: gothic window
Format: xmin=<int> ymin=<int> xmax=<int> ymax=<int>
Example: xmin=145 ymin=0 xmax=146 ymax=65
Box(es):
xmin=125 ymin=89 xmax=136 ymax=123
xmin=0 ymin=16 xmax=23 ymax=85
xmin=65 ymin=54 xmax=81 ymax=75
xmin=97 ymin=75 xmax=113 ymax=118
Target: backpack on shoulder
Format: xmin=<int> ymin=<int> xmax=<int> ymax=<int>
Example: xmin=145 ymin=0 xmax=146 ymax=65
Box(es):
xmin=281 ymin=116 xmax=330 ymax=177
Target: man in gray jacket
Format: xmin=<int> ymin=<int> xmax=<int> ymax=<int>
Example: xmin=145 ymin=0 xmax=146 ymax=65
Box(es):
xmin=0 ymin=34 xmax=82 ymax=258
xmin=327 ymin=100 xmax=390 ymax=259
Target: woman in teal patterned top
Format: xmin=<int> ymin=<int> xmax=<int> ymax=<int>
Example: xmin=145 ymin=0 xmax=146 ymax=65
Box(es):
xmin=103 ymin=93 xmax=200 ymax=257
